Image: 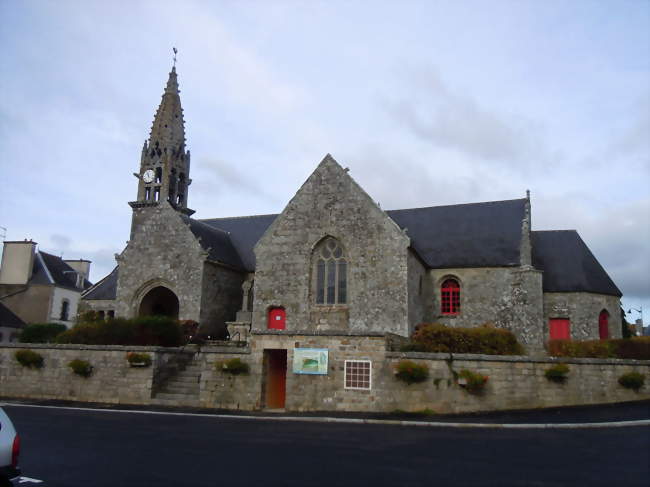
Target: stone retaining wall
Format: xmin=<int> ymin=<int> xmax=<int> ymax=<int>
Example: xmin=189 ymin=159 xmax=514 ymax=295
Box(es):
xmin=1 ymin=341 xmax=648 ymax=414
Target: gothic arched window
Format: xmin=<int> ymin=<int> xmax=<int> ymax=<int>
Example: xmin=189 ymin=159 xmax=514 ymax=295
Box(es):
xmin=314 ymin=237 xmax=347 ymax=305
xmin=598 ymin=309 xmax=609 ymax=339
xmin=441 ymin=278 xmax=460 ymax=315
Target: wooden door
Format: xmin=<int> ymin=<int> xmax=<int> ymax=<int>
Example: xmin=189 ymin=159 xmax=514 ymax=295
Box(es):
xmin=549 ymin=318 xmax=570 ymax=340
xmin=599 ymin=310 xmax=609 ymax=339
xmin=264 ymin=349 xmax=287 ymax=409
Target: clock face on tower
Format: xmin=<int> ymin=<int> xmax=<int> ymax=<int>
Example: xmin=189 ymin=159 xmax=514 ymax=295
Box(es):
xmin=142 ymin=169 xmax=155 ymax=183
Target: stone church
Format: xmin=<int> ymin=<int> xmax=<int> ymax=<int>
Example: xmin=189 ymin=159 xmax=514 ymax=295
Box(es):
xmin=82 ymin=65 xmax=622 ymax=349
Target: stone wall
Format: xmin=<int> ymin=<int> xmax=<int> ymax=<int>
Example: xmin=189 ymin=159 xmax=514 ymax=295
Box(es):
xmin=2 ymin=337 xmax=647 ymax=414
xmin=429 ymin=266 xmax=544 ymax=347
xmin=407 ymin=251 xmax=431 ymax=335
xmin=0 ymin=343 xmax=157 ymax=405
xmin=199 ymin=262 xmax=245 ymax=339
xmin=116 ymin=203 xmax=206 ymax=321
xmin=252 ymin=156 xmax=411 ymax=336
xmin=543 ymin=292 xmax=622 ymax=340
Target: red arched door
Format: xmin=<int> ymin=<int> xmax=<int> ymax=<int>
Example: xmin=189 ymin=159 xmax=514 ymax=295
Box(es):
xmin=268 ymin=307 xmax=286 ymax=330
xmin=599 ymin=310 xmax=609 ymax=339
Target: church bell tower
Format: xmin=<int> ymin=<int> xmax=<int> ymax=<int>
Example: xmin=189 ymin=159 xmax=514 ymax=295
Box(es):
xmin=129 ymin=61 xmax=193 ymax=237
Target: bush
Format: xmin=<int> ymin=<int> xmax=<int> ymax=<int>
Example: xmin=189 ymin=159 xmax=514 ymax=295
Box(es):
xmin=126 ymin=352 xmax=152 ymax=367
xmin=394 ymin=360 xmax=429 ymax=385
xmin=15 ymin=349 xmax=44 ymax=369
xmin=19 ymin=323 xmax=67 ymax=343
xmin=68 ymin=359 xmax=93 ymax=378
xmin=403 ymin=323 xmax=525 ymax=355
xmin=545 ymin=363 xmax=570 ymax=383
xmin=216 ymin=358 xmax=250 ymax=375
xmin=618 ymin=372 xmax=645 ymax=391
xmin=56 ymin=316 xmax=183 ymax=347
xmin=548 ymin=337 xmax=650 ymax=360
xmin=458 ymin=369 xmax=489 ymax=394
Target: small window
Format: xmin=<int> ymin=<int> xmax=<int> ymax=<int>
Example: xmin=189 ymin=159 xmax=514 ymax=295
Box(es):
xmin=60 ymin=300 xmax=70 ymax=321
xmin=107 ymin=310 xmax=115 ymax=320
xmin=441 ymin=278 xmax=460 ymax=315
xmin=155 ymin=166 xmax=162 ymax=184
xmin=549 ymin=318 xmax=570 ymax=340
xmin=98 ymin=310 xmax=105 ymax=320
xmin=268 ymin=307 xmax=286 ymax=330
xmin=0 ymin=332 xmax=3 ymax=342
xmin=154 ymin=187 xmax=161 ymax=202
xmin=344 ymin=360 xmax=372 ymax=390
xmin=145 ymin=187 xmax=151 ymax=200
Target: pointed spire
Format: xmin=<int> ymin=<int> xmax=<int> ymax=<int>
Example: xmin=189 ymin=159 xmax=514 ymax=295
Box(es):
xmin=148 ymin=64 xmax=186 ymax=153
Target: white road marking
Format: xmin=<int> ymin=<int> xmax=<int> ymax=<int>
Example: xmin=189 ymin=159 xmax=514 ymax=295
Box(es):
xmin=18 ymin=477 xmax=44 ymax=484
xmin=2 ymin=401 xmax=649 ymax=429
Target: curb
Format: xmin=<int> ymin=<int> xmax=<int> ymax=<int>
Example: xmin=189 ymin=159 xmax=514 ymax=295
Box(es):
xmin=3 ymin=401 xmax=649 ymax=429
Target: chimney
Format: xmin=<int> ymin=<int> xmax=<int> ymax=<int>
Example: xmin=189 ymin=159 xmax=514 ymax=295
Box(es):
xmin=63 ymin=259 xmax=91 ymax=283
xmin=0 ymin=240 xmax=37 ymax=285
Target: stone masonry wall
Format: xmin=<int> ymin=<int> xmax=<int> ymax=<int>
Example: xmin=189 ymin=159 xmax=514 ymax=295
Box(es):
xmin=199 ymin=262 xmax=245 ymax=339
xmin=543 ymin=292 xmax=622 ymax=340
xmin=407 ymin=251 xmax=431 ymax=335
xmin=429 ymin=267 xmax=544 ymax=347
xmin=253 ymin=156 xmax=411 ymax=336
xmin=0 ymin=343 xmax=157 ymax=404
xmin=116 ymin=203 xmax=207 ymax=321
xmin=2 ymin=337 xmax=646 ymax=414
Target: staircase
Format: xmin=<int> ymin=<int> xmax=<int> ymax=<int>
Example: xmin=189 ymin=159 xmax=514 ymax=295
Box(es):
xmin=151 ymin=357 xmax=202 ymax=407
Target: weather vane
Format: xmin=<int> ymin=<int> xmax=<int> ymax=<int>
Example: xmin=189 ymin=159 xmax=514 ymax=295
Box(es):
xmin=173 ymin=47 xmax=178 ymax=67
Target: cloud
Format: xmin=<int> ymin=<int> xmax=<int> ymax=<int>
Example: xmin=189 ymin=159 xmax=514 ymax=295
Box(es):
xmin=383 ymin=68 xmax=556 ymax=171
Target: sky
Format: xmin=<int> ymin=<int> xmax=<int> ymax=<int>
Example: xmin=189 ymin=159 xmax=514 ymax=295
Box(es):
xmin=1 ymin=0 xmax=648 ymax=324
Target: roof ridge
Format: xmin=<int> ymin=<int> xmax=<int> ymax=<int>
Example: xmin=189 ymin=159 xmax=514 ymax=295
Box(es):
xmin=387 ymin=198 xmax=527 ymax=213
xmin=532 ymin=229 xmax=578 ymax=233
xmin=199 ymin=213 xmax=279 ymax=222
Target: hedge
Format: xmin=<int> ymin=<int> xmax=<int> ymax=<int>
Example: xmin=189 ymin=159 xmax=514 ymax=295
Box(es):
xmin=401 ymin=323 xmax=525 ymax=355
xmin=548 ymin=337 xmax=650 ymax=360
xmin=56 ymin=316 xmax=184 ymax=347
xmin=19 ymin=323 xmax=67 ymax=343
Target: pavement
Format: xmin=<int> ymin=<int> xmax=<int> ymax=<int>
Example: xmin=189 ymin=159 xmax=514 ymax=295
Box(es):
xmin=2 ymin=397 xmax=649 ymax=427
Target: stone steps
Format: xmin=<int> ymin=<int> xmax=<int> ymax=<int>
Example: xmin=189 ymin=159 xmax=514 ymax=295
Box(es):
xmin=152 ymin=358 xmax=202 ymax=405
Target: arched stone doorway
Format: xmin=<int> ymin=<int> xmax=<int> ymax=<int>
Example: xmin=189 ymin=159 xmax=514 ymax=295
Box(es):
xmin=138 ymin=286 xmax=179 ymax=319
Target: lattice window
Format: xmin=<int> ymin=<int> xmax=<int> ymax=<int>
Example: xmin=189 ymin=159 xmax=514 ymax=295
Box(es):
xmin=314 ymin=237 xmax=347 ymax=305
xmin=344 ymin=360 xmax=371 ymax=390
xmin=441 ymin=278 xmax=460 ymax=315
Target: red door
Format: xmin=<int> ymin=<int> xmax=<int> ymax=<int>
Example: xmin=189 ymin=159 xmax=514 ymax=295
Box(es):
xmin=549 ymin=319 xmax=570 ymax=340
xmin=599 ymin=310 xmax=609 ymax=339
xmin=264 ymin=349 xmax=287 ymax=409
xmin=268 ymin=308 xmax=286 ymax=330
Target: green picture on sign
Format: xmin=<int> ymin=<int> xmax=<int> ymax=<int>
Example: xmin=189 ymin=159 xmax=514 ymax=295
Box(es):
xmin=293 ymin=348 xmax=328 ymax=375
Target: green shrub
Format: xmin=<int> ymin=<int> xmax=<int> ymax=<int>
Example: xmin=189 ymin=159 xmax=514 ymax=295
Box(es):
xmin=126 ymin=352 xmax=152 ymax=367
xmin=458 ymin=369 xmax=488 ymax=394
xmin=394 ymin=360 xmax=429 ymax=385
xmin=19 ymin=323 xmax=67 ymax=343
xmin=216 ymin=358 xmax=250 ymax=375
xmin=68 ymin=359 xmax=93 ymax=377
xmin=618 ymin=372 xmax=645 ymax=391
xmin=545 ymin=363 xmax=570 ymax=383
xmin=405 ymin=323 xmax=525 ymax=355
xmin=15 ymin=349 xmax=44 ymax=369
xmin=548 ymin=337 xmax=650 ymax=360
xmin=56 ymin=316 xmax=183 ymax=347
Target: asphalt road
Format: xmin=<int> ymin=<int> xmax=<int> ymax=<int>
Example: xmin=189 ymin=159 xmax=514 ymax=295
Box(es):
xmin=4 ymin=404 xmax=649 ymax=487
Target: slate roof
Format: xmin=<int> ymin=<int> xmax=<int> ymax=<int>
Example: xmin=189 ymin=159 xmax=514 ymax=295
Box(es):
xmin=85 ymin=198 xmax=621 ymax=300
xmin=0 ymin=302 xmax=25 ymax=328
xmin=386 ymin=199 xmax=526 ymax=268
xmin=531 ymin=230 xmax=622 ymax=297
xmin=199 ymin=214 xmax=278 ymax=271
xmin=28 ymin=251 xmax=93 ymax=291
xmin=82 ymin=266 xmax=118 ymax=300
xmin=181 ymin=216 xmax=245 ymax=269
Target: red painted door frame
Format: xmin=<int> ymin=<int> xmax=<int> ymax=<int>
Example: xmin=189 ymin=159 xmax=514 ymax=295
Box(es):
xmin=549 ymin=318 xmax=570 ymax=340
xmin=268 ymin=307 xmax=286 ymax=330
xmin=599 ymin=311 xmax=609 ymax=339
